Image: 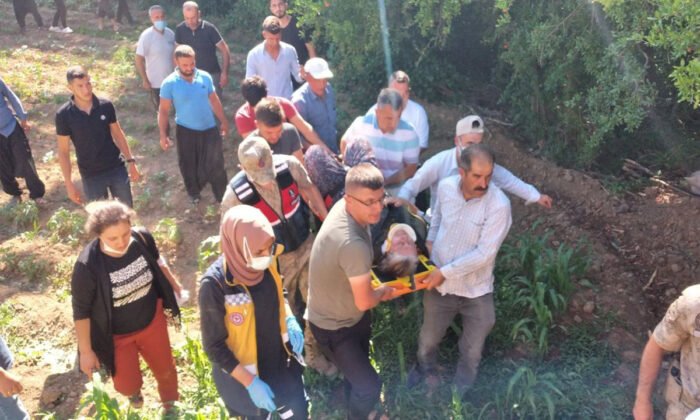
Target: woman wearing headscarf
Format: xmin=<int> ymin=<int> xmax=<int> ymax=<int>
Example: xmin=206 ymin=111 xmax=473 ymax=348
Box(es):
xmin=199 ymin=205 xmax=307 ymax=419
xmin=71 ymin=200 xmax=181 ymax=412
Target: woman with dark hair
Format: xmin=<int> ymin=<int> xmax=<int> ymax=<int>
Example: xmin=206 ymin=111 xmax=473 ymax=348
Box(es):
xmin=71 ymin=200 xmax=181 ymax=412
xmin=199 ymin=205 xmax=308 ymax=419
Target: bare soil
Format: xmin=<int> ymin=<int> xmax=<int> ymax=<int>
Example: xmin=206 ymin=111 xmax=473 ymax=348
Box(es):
xmin=0 ymin=1 xmax=698 ymax=417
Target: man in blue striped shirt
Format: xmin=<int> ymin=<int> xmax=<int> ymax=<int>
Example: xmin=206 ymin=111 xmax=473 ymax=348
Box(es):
xmin=340 ymin=88 xmax=419 ymax=195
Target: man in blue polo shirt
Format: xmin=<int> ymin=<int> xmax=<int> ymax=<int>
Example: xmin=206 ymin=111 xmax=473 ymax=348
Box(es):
xmin=291 ymin=57 xmax=337 ymax=153
xmin=159 ymin=44 xmax=229 ymax=205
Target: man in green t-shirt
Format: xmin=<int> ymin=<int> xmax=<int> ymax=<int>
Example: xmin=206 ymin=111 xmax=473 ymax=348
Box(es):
xmin=307 ymin=163 xmax=397 ymax=420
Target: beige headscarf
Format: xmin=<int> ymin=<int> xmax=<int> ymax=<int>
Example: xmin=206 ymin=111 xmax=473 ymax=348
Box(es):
xmin=220 ymin=205 xmax=275 ymax=284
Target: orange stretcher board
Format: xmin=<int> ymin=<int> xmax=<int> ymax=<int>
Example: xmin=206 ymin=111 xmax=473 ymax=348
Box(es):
xmin=371 ymin=255 xmax=436 ymax=296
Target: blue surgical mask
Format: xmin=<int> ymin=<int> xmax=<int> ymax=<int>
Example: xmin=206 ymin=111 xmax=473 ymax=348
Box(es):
xmin=154 ymin=20 xmax=167 ymax=31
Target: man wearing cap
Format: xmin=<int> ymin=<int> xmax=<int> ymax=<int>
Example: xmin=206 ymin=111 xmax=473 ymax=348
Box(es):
xmin=291 ymin=58 xmax=338 ymax=153
xmin=234 ymin=76 xmax=329 ymax=152
xmin=175 ymin=1 xmax=231 ymax=101
xmin=367 ymin=70 xmax=429 ymax=153
xmin=396 ymin=115 xmax=553 ymax=214
xmin=410 ymin=144 xmax=512 ymax=395
xmin=245 ymin=16 xmax=303 ymax=99
xmin=341 ymin=88 xmax=420 ymax=195
xmin=633 ymin=284 xmax=700 ymax=420
xmin=220 ymin=136 xmax=334 ymax=375
xmin=158 ymin=45 xmax=229 ymax=205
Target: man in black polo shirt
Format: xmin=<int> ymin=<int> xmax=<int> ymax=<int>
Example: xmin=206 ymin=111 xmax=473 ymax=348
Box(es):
xmin=56 ymin=66 xmax=141 ymax=206
xmin=175 ymin=1 xmax=231 ymax=101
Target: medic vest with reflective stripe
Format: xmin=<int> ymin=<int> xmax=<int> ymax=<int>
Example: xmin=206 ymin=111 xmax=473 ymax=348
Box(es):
xmin=230 ymin=157 xmax=310 ymax=253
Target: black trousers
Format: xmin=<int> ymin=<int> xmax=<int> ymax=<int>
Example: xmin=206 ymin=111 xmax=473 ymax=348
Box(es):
xmin=310 ymin=312 xmax=381 ymax=420
xmin=52 ymin=0 xmax=67 ymax=27
xmin=0 ymin=122 xmax=45 ymax=199
xmin=13 ymin=0 xmax=44 ymax=30
xmin=116 ymin=0 xmax=133 ymax=24
xmin=175 ymin=125 xmax=228 ymax=202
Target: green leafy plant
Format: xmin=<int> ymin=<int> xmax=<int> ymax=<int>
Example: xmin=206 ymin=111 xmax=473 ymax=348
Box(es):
xmin=0 ymin=200 xmax=39 ymax=232
xmin=46 ymin=207 xmax=86 ymax=247
xmin=197 ymin=235 xmax=220 ymax=272
xmin=153 ymin=217 xmax=183 ymax=249
xmin=78 ymin=372 xmax=137 ymax=419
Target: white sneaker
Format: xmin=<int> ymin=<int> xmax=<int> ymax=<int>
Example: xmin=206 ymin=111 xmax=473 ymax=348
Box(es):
xmin=49 ymin=26 xmax=62 ymax=32
xmin=61 ymin=27 xmax=73 ymax=33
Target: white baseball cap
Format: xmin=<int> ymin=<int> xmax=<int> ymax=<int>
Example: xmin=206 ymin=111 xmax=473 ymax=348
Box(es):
xmin=456 ymin=115 xmax=484 ymax=136
xmin=304 ymin=58 xmax=334 ymax=79
xmin=381 ymin=223 xmax=417 ymax=253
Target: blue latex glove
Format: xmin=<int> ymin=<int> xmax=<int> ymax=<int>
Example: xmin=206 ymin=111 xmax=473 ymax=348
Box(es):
xmin=286 ymin=315 xmax=304 ymax=354
xmin=245 ymin=376 xmax=276 ymax=413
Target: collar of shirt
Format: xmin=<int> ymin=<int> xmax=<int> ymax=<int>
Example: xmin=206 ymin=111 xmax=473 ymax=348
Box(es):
xmin=69 ymin=94 xmax=100 ymax=115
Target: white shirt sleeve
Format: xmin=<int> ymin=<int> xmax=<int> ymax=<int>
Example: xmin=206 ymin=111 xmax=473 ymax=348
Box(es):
xmin=245 ymin=50 xmax=256 ymax=78
xmin=397 ymin=152 xmax=443 ymax=202
xmin=414 ymin=103 xmax=429 ymax=149
xmin=136 ymin=31 xmax=146 ymax=56
xmin=492 ymin=164 xmax=541 ymax=204
xmin=426 ymin=181 xmax=444 ymax=242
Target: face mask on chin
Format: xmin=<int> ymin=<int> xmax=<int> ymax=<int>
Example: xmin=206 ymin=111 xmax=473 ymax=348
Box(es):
xmin=102 ymin=237 xmax=134 ymax=257
xmin=243 ymin=237 xmax=273 ymax=271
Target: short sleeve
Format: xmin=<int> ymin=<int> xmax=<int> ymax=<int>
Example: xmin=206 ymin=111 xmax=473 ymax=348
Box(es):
xmin=203 ymin=72 xmax=215 ymax=95
xmin=338 ymin=240 xmax=372 ymax=278
xmin=279 ymin=97 xmax=298 ymax=119
xmin=104 ymin=101 xmax=117 ymax=124
xmin=136 ymin=32 xmax=146 ymax=56
xmin=234 ymin=105 xmax=256 ymax=136
xmin=207 ymin=22 xmax=223 ymax=45
xmin=55 ymin=109 xmax=71 ymax=136
xmin=160 ymin=78 xmax=173 ymax=100
xmin=653 ymin=297 xmax=691 ymax=352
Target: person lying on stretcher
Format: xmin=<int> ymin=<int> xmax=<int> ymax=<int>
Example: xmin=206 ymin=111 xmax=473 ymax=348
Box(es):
xmin=369 ymin=205 xmax=436 ymax=296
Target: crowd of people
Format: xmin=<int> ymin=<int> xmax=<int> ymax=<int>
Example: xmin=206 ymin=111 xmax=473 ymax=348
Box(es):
xmin=1 ymin=0 xmax=699 ymax=419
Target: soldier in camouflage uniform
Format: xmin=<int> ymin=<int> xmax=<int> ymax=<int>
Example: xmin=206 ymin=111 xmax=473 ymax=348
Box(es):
xmin=633 ymin=284 xmax=700 ymax=420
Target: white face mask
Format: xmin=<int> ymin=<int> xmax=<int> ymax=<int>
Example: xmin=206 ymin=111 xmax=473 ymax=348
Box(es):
xmin=243 ymin=237 xmax=273 ymax=271
xmin=102 ymin=237 xmax=134 ymax=257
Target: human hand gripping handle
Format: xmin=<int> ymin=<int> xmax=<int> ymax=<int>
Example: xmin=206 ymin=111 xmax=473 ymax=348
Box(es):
xmin=285 ymin=315 xmax=304 ymax=355
xmin=246 ymin=376 xmax=276 ymax=413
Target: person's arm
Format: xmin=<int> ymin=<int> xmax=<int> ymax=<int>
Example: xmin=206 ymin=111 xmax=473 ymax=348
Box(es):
xmin=72 ymin=261 xmax=100 ymax=378
xmin=158 ymin=259 xmax=183 ymax=298
xmin=306 ymin=42 xmax=316 ymax=59
xmin=158 ymin=98 xmax=173 ymax=150
xmin=0 ymin=367 xmax=23 ymax=398
xmin=492 ymin=164 xmax=552 ymax=208
xmin=199 ymin=277 xmax=244 ymax=379
xmin=245 ymin=50 xmax=256 ymax=78
xmin=397 ymin=154 xmax=442 ymax=202
xmin=2 ymin=80 xmax=27 ymax=121
xmin=348 ymin=273 xmax=394 ymax=311
xmin=57 ymin=135 xmax=81 ymax=204
xmin=385 ymin=163 xmax=417 ymax=186
xmin=135 ymin=54 xmax=150 ymax=90
xmin=289 ymin=114 xmax=331 ymax=152
xmin=425 ymin=182 xmax=445 ymax=256
xmin=416 ymin=105 xmax=429 ymax=153
xmin=215 ymin=40 xmax=231 ymax=87
xmin=289 ymin=48 xmax=303 ymax=83
xmin=75 ymin=318 xmax=100 ymax=379
xmin=632 ymin=337 xmax=666 ymax=420
xmin=109 ymin=122 xmax=141 ymax=182
xmin=209 ymin=92 xmax=229 ymax=137
xmin=299 ymin=183 xmax=328 ymax=221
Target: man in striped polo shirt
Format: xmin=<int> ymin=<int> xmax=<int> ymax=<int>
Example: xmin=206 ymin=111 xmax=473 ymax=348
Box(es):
xmin=340 ymin=88 xmax=419 ymax=195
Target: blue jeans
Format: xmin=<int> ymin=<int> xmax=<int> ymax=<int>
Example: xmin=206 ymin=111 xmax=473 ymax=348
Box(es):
xmin=82 ymin=165 xmax=133 ymax=207
xmin=0 ymin=337 xmax=29 ymax=420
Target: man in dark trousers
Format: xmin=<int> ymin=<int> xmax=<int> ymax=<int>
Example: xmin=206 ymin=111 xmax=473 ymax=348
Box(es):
xmin=158 ymin=45 xmax=229 ymax=205
xmin=56 ymin=66 xmax=141 ymax=206
xmin=307 ymin=163 xmax=398 ymax=419
xmin=175 ymin=1 xmax=231 ymax=101
xmin=12 ymin=0 xmax=44 ymax=33
xmin=0 ymin=77 xmax=45 ymax=206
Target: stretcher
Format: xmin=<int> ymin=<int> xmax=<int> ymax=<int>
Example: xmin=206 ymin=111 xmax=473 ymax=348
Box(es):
xmin=370 ymin=255 xmax=436 ymax=296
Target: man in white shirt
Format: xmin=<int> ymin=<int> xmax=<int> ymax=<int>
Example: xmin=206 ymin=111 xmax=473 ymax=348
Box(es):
xmin=397 ymin=115 xmax=553 ymax=214
xmin=135 ymin=5 xmax=175 ymax=113
xmin=367 ymin=70 xmax=429 ymax=153
xmin=412 ymin=144 xmax=512 ymax=395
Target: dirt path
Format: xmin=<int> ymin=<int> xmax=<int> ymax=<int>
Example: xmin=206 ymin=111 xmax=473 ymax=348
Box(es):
xmin=1 ymin=1 xmax=699 ymax=417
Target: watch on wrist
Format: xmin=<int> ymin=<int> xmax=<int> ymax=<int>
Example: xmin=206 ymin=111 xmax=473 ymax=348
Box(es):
xmin=125 ymin=158 xmax=136 ymax=164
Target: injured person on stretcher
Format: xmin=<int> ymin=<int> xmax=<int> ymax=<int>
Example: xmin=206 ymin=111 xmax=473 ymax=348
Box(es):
xmin=369 ymin=203 xmax=436 ymax=296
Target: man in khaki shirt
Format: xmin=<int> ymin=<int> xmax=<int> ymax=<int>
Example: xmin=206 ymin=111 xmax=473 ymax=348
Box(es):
xmin=634 ymin=284 xmax=700 ymax=419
